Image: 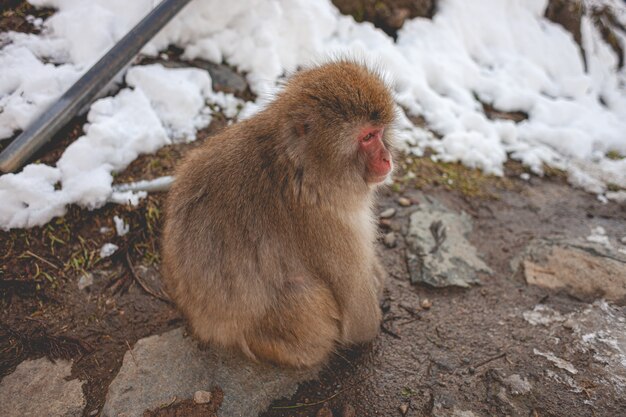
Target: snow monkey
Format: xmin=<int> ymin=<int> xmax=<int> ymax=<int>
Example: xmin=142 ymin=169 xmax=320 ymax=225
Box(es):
xmin=162 ymin=60 xmax=396 ymax=368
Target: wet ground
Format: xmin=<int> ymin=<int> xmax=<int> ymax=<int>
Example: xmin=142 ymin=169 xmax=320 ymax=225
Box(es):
xmin=2 ymin=142 xmax=625 ymax=416
xmin=1 ymin=1 xmax=626 ymax=416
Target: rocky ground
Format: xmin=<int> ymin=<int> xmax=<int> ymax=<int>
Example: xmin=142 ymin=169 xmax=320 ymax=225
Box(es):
xmin=1 ymin=1 xmax=626 ymax=417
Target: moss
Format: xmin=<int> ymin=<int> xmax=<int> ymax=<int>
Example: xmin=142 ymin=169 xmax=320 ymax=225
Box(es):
xmin=606 ymin=150 xmax=624 ymax=160
xmin=542 ymin=164 xmax=567 ymax=179
xmin=400 ymin=154 xmax=512 ymax=198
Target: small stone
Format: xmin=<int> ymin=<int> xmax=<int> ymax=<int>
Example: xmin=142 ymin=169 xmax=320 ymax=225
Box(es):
xmin=421 ymin=298 xmax=432 ymax=309
xmin=399 ymin=402 xmax=409 ymax=415
xmin=503 ymin=374 xmax=532 ymax=395
xmin=193 ymin=390 xmax=212 ymax=404
xmin=380 ymin=208 xmax=397 ymax=218
xmin=620 ymin=236 xmax=626 ymax=245
xmin=384 ymin=232 xmax=397 ymax=248
xmin=398 ymin=197 xmax=412 ymax=207
xmin=316 ymin=403 xmax=333 ymax=417
xmin=341 ymin=403 xmax=356 ymax=417
xmin=562 ymin=318 xmax=576 ymax=330
xmin=78 ymin=272 xmax=94 ymax=290
xmin=89 ymin=410 xmax=99 ymax=416
xmin=380 ymin=218 xmax=392 ymax=228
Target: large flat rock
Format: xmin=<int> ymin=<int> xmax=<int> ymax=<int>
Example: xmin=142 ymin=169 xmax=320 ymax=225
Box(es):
xmin=0 ymin=358 xmax=85 ymax=417
xmin=518 ymin=238 xmax=626 ymax=304
xmin=405 ymin=197 xmax=491 ymax=287
xmin=102 ymin=328 xmax=318 ymax=417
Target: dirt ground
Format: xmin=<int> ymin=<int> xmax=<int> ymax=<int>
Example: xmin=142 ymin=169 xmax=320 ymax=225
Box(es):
xmin=2 ymin=125 xmax=625 ymax=417
xmin=1 ymin=1 xmax=626 ymax=417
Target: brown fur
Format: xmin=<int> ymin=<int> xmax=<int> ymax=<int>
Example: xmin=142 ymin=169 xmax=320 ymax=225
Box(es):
xmin=161 ymin=60 xmax=396 ymax=368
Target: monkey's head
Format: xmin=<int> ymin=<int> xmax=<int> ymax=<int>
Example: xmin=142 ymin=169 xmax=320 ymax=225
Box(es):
xmin=278 ymin=61 xmax=396 ymax=191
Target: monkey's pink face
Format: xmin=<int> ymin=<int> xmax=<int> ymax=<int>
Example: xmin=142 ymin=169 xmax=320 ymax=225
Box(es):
xmin=359 ymin=125 xmax=393 ymax=184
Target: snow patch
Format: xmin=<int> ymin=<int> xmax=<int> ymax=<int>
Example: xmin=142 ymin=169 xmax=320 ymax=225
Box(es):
xmin=113 ymin=215 xmax=129 ymax=237
xmin=1 ymin=0 xmax=626 ymax=229
xmin=99 ymin=243 xmax=118 ymax=258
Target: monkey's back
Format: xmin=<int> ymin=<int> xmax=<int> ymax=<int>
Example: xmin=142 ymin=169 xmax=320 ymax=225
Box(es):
xmin=161 ymin=117 xmax=319 ymax=351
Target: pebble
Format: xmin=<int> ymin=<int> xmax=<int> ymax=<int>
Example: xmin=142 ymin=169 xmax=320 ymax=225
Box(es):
xmin=397 ymin=197 xmax=412 ymax=207
xmin=193 ymin=390 xmax=212 ymax=404
xmin=380 ymin=208 xmax=396 ymax=219
xmin=562 ymin=318 xmax=576 ymax=330
xmin=399 ymin=402 xmax=409 ymax=415
xmin=503 ymin=374 xmax=532 ymax=395
xmin=341 ymin=403 xmax=356 ymax=417
xmin=620 ymin=236 xmax=626 ymax=245
xmin=379 ymin=218 xmax=392 ymax=228
xmin=78 ymin=272 xmax=94 ymax=290
xmin=421 ymin=298 xmax=432 ymax=309
xmin=384 ymin=232 xmax=397 ymax=248
xmin=316 ymin=404 xmax=333 ymax=417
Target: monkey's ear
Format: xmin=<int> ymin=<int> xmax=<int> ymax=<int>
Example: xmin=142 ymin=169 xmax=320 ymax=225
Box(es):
xmin=294 ymin=122 xmax=309 ymax=138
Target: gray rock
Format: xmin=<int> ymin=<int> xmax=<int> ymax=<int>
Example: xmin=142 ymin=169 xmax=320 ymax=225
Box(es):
xmin=146 ymin=59 xmax=248 ymax=95
xmin=0 ymin=358 xmax=85 ymax=417
xmin=198 ymin=61 xmax=248 ymax=95
xmin=503 ymin=374 xmax=532 ymax=395
xmin=102 ymin=328 xmax=317 ymax=417
xmin=405 ymin=197 xmax=491 ymax=287
xmin=516 ymin=238 xmax=626 ymax=302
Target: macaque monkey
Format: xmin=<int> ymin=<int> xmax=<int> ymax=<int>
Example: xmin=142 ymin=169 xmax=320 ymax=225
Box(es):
xmin=162 ymin=60 xmax=396 ymax=368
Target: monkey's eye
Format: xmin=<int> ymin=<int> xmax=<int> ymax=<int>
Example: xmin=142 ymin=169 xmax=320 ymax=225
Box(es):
xmin=362 ymin=132 xmax=375 ymax=142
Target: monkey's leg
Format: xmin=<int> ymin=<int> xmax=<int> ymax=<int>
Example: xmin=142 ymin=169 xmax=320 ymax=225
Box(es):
xmin=246 ymin=280 xmax=340 ymax=368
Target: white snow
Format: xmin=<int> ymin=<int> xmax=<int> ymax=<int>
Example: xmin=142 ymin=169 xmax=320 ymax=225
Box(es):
xmin=523 ymin=304 xmax=566 ymax=326
xmin=586 ymin=226 xmax=612 ymax=247
xmin=99 ymin=242 xmax=118 ymax=258
xmin=534 ymin=349 xmax=579 ymax=375
xmin=1 ymin=0 xmax=625 ymax=229
xmin=525 ymin=301 xmax=626 ymax=396
xmin=113 ymin=215 xmax=129 ymax=237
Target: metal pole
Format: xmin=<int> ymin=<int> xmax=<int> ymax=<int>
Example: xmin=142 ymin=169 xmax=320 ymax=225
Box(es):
xmin=0 ymin=0 xmax=193 ymax=173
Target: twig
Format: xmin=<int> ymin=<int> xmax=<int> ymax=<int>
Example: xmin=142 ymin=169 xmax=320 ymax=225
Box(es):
xmin=126 ymin=340 xmax=138 ymax=366
xmin=125 ymin=252 xmax=171 ymax=303
xmin=111 ymin=176 xmax=174 ymax=194
xmin=399 ymin=304 xmax=420 ymax=317
xmin=24 ymin=250 xmax=60 ymax=270
xmin=381 ymin=323 xmax=401 ymax=339
xmin=473 ymin=352 xmax=506 ymax=368
xmin=272 ymin=376 xmax=369 ymax=410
